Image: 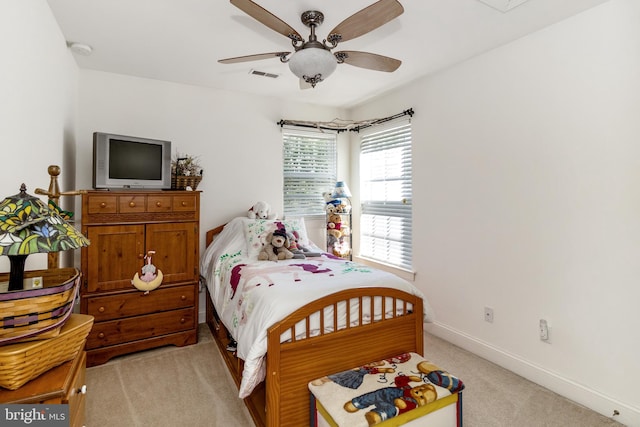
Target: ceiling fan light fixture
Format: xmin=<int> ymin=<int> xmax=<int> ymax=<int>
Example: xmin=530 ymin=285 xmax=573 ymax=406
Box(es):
xmin=288 ymin=47 xmax=337 ymax=88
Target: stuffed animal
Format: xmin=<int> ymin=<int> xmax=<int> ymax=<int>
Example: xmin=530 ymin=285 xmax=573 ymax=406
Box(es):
xmin=291 ymin=230 xmax=318 ymax=257
xmin=327 ymin=213 xmax=343 ymax=238
xmin=248 ymin=201 xmax=277 ymax=219
xmin=258 ymin=228 xmax=294 ymax=261
xmin=286 ymin=231 xmax=306 ymax=259
xmin=336 ymin=201 xmax=351 ymax=213
xmin=323 ymin=191 xmax=341 ymax=214
xmin=131 ymin=251 xmax=163 ymax=294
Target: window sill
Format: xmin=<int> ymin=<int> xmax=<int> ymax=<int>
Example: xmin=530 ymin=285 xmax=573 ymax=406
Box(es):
xmin=352 ymin=256 xmax=415 ymax=282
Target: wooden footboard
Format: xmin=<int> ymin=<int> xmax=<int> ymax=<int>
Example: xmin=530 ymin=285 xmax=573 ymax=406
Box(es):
xmin=266 ymin=287 xmax=423 ymax=427
xmin=206 ymin=286 xmax=423 ymax=427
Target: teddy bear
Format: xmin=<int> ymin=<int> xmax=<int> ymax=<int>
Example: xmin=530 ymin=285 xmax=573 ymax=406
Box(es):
xmin=323 ymin=191 xmax=341 ymax=214
xmin=336 ymin=201 xmax=351 ymax=213
xmin=327 ymin=213 xmax=343 ymax=239
xmin=343 ymin=374 xmax=437 ymax=426
xmin=258 ymin=228 xmax=294 ymax=261
xmin=248 ymin=201 xmax=277 ymax=219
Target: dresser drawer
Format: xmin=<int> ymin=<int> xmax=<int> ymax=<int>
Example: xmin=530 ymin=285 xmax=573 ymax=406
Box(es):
xmin=86 ymin=285 xmax=196 ymax=321
xmin=87 ymin=195 xmax=117 ymax=214
xmin=86 ymin=308 xmax=195 ymax=349
xmin=118 ymin=194 xmax=146 ymax=213
xmin=173 ymin=194 xmax=197 ymax=212
xmin=147 ymin=195 xmax=173 ymax=213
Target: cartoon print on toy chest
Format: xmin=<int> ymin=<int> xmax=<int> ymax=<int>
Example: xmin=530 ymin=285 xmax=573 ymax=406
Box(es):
xmin=311 ymin=360 xmax=396 ymax=389
xmin=417 ymin=360 xmax=465 ymax=393
xmin=343 ymin=374 xmax=437 ymax=426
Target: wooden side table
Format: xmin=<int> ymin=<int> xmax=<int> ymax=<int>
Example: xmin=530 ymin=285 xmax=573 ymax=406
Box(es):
xmin=0 ymin=351 xmax=87 ymax=427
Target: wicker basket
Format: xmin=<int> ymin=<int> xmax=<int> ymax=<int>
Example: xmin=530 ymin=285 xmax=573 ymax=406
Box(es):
xmin=0 ymin=313 xmax=93 ymax=390
xmin=0 ymin=268 xmax=80 ymax=345
xmin=172 ymin=175 xmax=202 ymax=190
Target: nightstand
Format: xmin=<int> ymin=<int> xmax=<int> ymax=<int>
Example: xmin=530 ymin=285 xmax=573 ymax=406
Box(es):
xmin=0 ymin=351 xmax=87 ymax=427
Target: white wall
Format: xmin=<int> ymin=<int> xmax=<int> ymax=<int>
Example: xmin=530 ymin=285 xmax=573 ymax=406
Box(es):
xmin=0 ymin=0 xmax=78 ymax=273
xmin=75 ymin=70 xmax=347 ymax=321
xmin=351 ymin=0 xmax=639 ymax=425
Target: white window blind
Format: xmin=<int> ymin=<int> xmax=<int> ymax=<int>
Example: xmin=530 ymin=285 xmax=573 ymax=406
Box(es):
xmin=360 ymin=121 xmax=413 ymax=270
xmin=283 ymin=129 xmax=337 ymax=216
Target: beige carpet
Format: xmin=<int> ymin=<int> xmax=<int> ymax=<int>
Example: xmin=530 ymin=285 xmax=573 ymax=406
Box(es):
xmin=85 ymin=325 xmax=621 ymax=427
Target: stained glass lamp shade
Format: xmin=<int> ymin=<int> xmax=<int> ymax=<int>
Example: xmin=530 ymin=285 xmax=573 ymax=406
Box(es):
xmin=0 ymin=184 xmax=89 ymax=291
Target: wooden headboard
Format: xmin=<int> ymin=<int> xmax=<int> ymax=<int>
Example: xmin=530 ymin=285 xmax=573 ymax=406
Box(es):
xmin=205 ymin=224 xmax=226 ymax=246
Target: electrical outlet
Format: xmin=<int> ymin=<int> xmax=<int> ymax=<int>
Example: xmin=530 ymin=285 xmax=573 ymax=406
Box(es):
xmin=484 ymin=307 xmax=494 ymax=323
xmin=539 ymin=319 xmax=549 ymax=341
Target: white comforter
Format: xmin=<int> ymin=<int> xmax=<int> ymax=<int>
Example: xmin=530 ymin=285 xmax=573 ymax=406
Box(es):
xmin=200 ymin=217 xmax=433 ymax=398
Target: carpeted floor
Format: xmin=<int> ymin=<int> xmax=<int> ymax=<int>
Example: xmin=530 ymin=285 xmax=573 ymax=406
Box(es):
xmin=85 ymin=324 xmax=621 ymax=426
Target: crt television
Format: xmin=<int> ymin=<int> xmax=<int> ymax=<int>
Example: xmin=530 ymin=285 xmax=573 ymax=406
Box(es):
xmin=93 ymin=132 xmax=172 ymax=190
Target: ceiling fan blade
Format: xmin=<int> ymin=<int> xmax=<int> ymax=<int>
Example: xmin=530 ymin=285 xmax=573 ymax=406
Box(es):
xmin=230 ymin=0 xmax=303 ymax=42
xmin=336 ymin=51 xmax=401 ymax=72
xmin=218 ymin=52 xmax=290 ymax=64
xmin=327 ymin=0 xmax=404 ymax=44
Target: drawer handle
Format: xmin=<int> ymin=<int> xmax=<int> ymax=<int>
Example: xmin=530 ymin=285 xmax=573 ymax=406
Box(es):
xmin=156 ymin=201 xmax=162 ymax=207
xmin=181 ymin=201 xmax=187 ymax=207
xmin=77 ymin=385 xmax=87 ymax=395
xmin=129 ymin=201 xmax=136 ymax=208
xmin=98 ymin=332 xmax=105 ymax=339
xmin=180 ymin=317 xmax=186 ymax=324
xmin=98 ymin=306 xmax=105 ymax=313
xmin=181 ymin=295 xmax=187 ymax=301
xmin=100 ymin=202 xmax=107 ymax=208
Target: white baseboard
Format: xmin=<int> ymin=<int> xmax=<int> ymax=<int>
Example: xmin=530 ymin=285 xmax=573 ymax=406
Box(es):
xmin=426 ymin=322 xmax=639 ymax=427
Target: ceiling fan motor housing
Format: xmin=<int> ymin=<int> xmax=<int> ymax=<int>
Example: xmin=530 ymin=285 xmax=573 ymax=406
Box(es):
xmin=301 ymin=10 xmax=324 ymax=28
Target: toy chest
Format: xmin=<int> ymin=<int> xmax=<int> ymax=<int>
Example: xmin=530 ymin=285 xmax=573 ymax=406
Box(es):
xmin=309 ymin=352 xmax=464 ymax=427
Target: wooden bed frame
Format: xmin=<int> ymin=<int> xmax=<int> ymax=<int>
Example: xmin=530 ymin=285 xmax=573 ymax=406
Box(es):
xmin=204 ymin=225 xmax=424 ymax=427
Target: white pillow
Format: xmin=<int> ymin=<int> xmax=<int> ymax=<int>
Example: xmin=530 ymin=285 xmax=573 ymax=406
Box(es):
xmin=244 ymin=217 xmax=310 ymax=260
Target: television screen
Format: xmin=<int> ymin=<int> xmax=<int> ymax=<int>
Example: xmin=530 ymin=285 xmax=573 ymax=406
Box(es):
xmin=109 ymin=139 xmax=163 ymax=180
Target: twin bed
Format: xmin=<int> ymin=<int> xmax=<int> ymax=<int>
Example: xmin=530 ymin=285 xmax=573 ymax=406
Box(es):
xmin=200 ymin=217 xmax=433 ymax=427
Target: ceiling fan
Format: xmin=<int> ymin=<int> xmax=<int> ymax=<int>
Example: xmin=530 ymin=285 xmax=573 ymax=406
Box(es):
xmin=218 ymin=0 xmax=404 ymax=88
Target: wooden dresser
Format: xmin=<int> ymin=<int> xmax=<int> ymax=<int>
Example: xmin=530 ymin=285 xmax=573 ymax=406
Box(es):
xmin=0 ymin=351 xmax=87 ymax=427
xmin=80 ymin=190 xmax=200 ymax=366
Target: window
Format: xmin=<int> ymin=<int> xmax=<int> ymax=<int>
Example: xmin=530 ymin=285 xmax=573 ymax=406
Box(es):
xmin=359 ymin=120 xmax=413 ymax=270
xmin=283 ymin=129 xmax=337 ymax=216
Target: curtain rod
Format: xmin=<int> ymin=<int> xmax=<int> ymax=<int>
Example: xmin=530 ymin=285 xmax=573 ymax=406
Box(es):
xmin=277 ymin=108 xmax=414 ymax=133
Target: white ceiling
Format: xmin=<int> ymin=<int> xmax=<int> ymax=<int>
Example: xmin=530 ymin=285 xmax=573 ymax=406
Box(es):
xmin=46 ymin=0 xmax=609 ymax=109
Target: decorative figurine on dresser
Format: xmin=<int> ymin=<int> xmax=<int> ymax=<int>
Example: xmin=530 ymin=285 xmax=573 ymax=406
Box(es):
xmin=325 ymin=181 xmax=352 ymax=260
xmin=80 ymin=190 xmax=200 ymax=366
